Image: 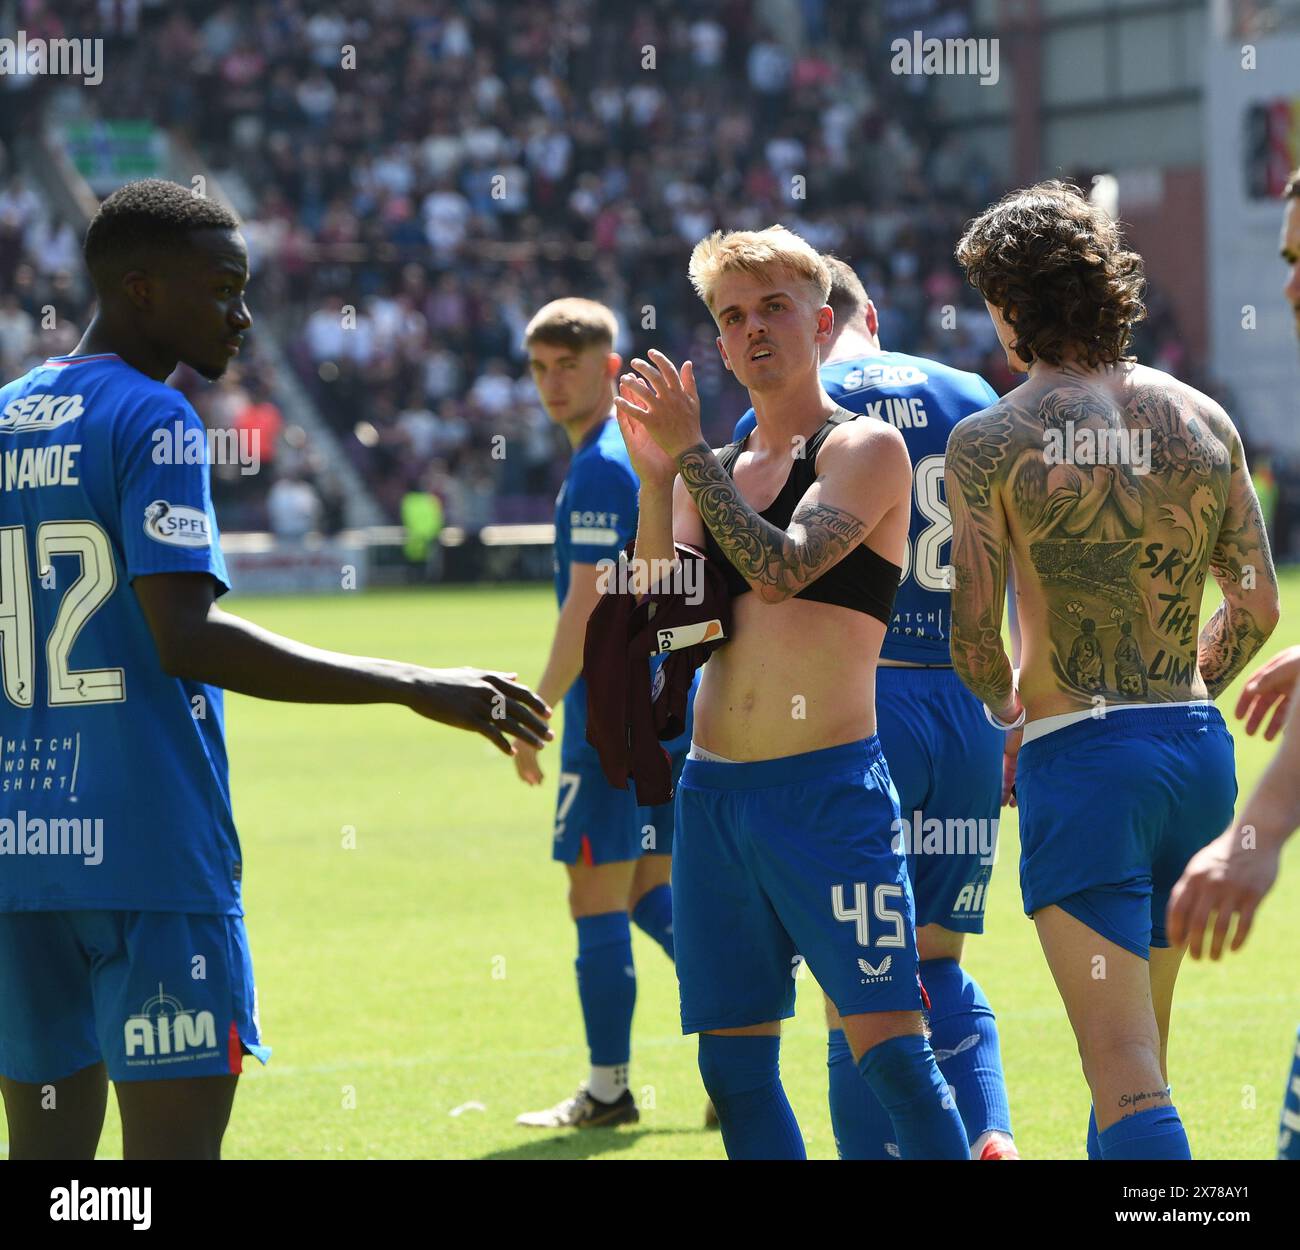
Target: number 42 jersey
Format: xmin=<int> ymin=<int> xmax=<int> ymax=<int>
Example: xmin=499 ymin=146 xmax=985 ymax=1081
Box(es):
xmin=0 ymin=353 xmax=241 ymax=915
xmin=734 ymin=351 xmax=1000 ymax=663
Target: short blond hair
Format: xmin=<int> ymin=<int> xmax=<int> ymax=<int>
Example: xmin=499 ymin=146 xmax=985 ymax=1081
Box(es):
xmin=688 ymin=224 xmax=831 ymax=316
xmin=524 ymin=297 xmax=618 ymax=352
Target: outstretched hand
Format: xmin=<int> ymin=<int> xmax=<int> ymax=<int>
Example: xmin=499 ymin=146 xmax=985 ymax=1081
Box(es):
xmin=408 ymin=667 xmax=552 ymax=756
xmin=1235 ymin=645 xmax=1300 ymax=740
xmin=512 ymin=741 xmax=544 ymax=786
xmin=1166 ymin=823 xmax=1281 ymax=959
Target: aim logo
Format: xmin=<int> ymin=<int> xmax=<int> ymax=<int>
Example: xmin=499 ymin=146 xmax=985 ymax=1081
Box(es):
xmin=123 ymin=983 xmax=217 ymax=1062
xmin=952 ymin=866 xmax=994 ymax=917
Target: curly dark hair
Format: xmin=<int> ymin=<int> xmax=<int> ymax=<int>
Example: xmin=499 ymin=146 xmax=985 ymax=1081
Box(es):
xmin=84 ymin=178 xmax=241 ymax=290
xmin=955 ymin=181 xmax=1146 ymax=368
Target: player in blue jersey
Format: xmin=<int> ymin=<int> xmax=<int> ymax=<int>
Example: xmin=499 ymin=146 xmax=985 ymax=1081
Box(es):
xmin=511 ymin=299 xmax=693 ymax=1129
xmin=733 ymin=257 xmax=1017 ymax=1159
xmin=0 ymin=180 xmax=551 ymax=1160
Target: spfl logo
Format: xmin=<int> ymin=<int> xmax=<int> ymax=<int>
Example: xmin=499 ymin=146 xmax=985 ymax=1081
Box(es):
xmin=123 ymin=983 xmax=218 ymax=1065
xmin=143 ymin=500 xmax=211 ymax=548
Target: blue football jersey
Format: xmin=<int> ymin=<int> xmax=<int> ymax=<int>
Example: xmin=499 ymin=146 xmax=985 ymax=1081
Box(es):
xmin=553 ymin=416 xmax=639 ymax=762
xmin=0 ymin=353 xmax=240 ymax=913
xmin=732 ymin=352 xmax=998 ymax=662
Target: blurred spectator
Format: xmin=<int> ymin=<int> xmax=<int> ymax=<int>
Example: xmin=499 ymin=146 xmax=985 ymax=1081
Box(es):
xmin=401 ymin=475 xmax=445 ymax=581
xmin=317 ymin=471 xmax=349 ymax=536
xmin=267 ymin=472 xmax=323 ymax=542
xmin=26 ymin=212 xmax=80 ymax=279
xmin=235 ymin=377 xmax=285 ymax=477
xmin=0 ymin=293 xmax=36 ymax=376
xmin=4 ymin=0 xmax=1265 ymax=551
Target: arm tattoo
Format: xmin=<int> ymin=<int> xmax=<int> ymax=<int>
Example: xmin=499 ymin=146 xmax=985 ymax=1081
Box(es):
xmin=946 ymin=409 xmax=1014 ymax=510
xmin=675 ymin=441 xmax=865 ymax=601
xmin=1209 ymin=487 xmax=1275 ymax=589
xmin=1199 ymin=603 xmax=1265 ymax=699
xmin=949 ymin=544 xmax=1014 ymax=710
xmin=946 ymin=419 xmax=1015 ymax=711
xmin=1199 ymin=434 xmax=1276 ymax=698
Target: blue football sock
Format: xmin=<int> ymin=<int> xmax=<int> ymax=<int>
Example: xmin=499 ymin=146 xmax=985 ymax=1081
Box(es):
xmin=631 ymin=883 xmax=674 ymax=961
xmin=575 ymin=911 xmax=635 ymax=1068
xmin=921 ymin=958 xmax=1013 ymax=1146
xmin=1278 ymin=1026 xmax=1300 ymax=1160
xmin=697 ymin=1034 xmax=805 ymax=1160
xmin=1098 ymin=1105 xmax=1191 ymax=1159
xmin=1091 ymin=1083 xmax=1170 ymax=1159
xmin=857 ymin=1033 xmax=969 ymax=1159
xmin=827 ymin=1027 xmax=897 ymax=1158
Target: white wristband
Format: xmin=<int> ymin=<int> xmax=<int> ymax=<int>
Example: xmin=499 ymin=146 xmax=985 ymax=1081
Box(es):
xmin=984 ymin=703 xmax=1027 ymax=731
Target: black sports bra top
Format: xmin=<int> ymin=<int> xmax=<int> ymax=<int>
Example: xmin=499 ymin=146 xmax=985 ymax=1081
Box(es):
xmin=700 ymin=412 xmax=901 ymax=625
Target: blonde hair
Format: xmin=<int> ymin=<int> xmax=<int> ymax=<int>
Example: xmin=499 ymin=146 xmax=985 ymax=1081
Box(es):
xmin=688 ymin=225 xmax=831 ymax=315
xmin=524 ymin=297 xmax=618 ymax=352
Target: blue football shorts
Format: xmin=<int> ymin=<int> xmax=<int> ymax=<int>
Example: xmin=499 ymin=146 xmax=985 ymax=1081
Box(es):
xmin=876 ymin=666 xmax=1004 ymax=934
xmin=0 ymin=909 xmax=269 ymax=1084
xmin=1016 ymin=703 xmax=1236 ymax=959
xmin=673 ymin=737 xmax=924 ymax=1033
xmin=552 ymin=749 xmax=686 ymax=865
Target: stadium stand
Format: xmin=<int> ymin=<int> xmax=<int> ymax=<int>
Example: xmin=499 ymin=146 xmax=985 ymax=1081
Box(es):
xmin=3 ymin=0 xmax=1296 ymax=554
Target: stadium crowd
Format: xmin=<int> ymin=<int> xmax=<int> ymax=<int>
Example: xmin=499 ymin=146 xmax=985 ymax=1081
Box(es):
xmin=3 ymin=0 xmax=1296 ymax=551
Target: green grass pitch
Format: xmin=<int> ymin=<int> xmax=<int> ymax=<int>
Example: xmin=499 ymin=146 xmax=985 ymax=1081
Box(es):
xmin=74 ymin=568 xmax=1300 ymax=1158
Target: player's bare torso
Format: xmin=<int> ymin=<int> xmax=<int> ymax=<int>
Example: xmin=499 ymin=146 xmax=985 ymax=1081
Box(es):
xmin=951 ymin=361 xmax=1262 ymax=720
xmin=691 ymin=430 xmax=905 ymax=761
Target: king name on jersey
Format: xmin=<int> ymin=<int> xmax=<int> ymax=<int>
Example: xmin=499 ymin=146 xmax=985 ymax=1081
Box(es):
xmin=861 ymin=396 xmax=928 ymax=429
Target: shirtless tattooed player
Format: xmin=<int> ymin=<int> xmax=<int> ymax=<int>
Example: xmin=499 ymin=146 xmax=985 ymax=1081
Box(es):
xmin=947 ymin=182 xmax=1280 ymax=1160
